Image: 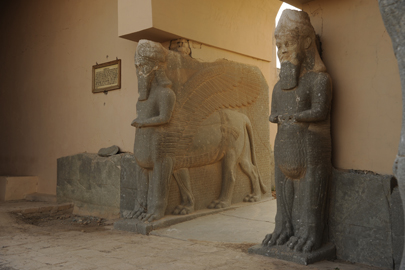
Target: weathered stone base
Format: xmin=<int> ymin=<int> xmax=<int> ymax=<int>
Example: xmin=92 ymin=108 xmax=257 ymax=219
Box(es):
xmin=114 ymin=219 xmax=152 ymax=235
xmin=248 ymin=243 xmax=336 ymax=265
xmin=114 ymin=207 xmax=235 ymax=235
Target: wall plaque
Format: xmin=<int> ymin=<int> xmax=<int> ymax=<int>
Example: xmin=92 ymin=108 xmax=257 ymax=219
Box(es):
xmin=92 ymin=59 xmax=121 ymax=93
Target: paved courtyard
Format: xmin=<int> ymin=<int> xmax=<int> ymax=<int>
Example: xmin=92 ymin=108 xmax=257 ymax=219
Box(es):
xmin=0 ymin=199 xmax=383 ymax=270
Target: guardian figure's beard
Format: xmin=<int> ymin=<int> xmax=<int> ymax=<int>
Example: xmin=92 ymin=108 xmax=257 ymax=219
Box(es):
xmin=279 ymin=61 xmax=300 ymax=90
xmin=137 ymin=73 xmax=154 ymax=101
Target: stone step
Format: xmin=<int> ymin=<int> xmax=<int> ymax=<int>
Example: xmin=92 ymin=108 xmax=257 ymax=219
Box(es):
xmin=25 ymin=192 xmax=57 ymax=203
xmin=7 ymin=202 xmax=74 ymax=215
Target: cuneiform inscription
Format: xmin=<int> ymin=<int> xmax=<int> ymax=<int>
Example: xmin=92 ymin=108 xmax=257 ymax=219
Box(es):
xmin=95 ymin=64 xmax=119 ymax=89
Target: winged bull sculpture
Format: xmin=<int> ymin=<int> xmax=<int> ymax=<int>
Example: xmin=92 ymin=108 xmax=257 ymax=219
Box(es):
xmin=127 ymin=40 xmax=269 ymax=222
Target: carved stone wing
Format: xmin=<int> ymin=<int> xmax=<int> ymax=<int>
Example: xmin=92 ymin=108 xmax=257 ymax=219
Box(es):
xmin=160 ymin=60 xmax=265 ymax=158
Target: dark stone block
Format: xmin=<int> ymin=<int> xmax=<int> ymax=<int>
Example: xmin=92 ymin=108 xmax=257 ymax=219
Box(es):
xmin=78 ymin=153 xmax=94 ymax=190
xmin=120 ymin=188 xmax=136 ymax=214
xmin=248 ymin=243 xmax=336 ymax=265
xmin=330 ymin=169 xmax=394 ymax=269
xmin=114 ymin=219 xmax=153 ymax=235
xmin=57 ymin=154 xmax=80 ymax=181
xmin=391 ymin=187 xmax=404 ymax=270
xmin=331 ymin=170 xmax=391 ymax=230
xmin=92 ymin=156 xmax=121 ymax=188
xmin=331 ymin=223 xmax=392 ymax=268
xmin=120 ymin=154 xmax=137 ymax=189
xmin=57 ymin=153 xmax=122 ymax=218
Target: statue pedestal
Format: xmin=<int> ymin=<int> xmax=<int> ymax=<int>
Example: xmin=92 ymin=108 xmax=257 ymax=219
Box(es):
xmin=114 ymin=206 xmax=235 ymax=235
xmin=248 ymin=243 xmax=336 ymax=265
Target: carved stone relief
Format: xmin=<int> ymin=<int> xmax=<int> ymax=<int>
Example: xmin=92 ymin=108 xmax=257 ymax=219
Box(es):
xmin=124 ymin=39 xmax=272 ymax=222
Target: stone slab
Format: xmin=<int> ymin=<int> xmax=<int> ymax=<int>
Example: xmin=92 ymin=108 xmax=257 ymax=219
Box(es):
xmin=57 ymin=153 xmax=122 ymax=219
xmin=329 ymin=169 xmax=394 ymax=269
xmin=98 ymin=145 xmax=120 ymax=157
xmin=0 ymin=176 xmax=38 ymax=201
xmin=25 ymin=193 xmax=57 ymax=203
xmin=114 ymin=219 xmax=153 ymax=235
xmin=6 ymin=202 xmax=73 ymax=215
xmin=114 ymin=205 xmax=241 ymax=235
xmin=248 ymin=243 xmax=336 ymax=266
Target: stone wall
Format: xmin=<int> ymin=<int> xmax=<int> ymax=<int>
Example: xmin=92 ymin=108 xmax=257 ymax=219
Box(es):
xmin=330 ymin=169 xmax=403 ymax=269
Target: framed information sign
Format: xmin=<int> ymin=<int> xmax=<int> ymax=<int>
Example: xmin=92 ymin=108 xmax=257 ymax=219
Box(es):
xmin=92 ymin=59 xmax=121 ymax=93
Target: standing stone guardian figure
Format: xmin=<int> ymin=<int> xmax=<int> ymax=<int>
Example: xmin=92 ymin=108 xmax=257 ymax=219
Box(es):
xmin=251 ymin=10 xmax=333 ymax=264
xmin=130 ymin=40 xmax=176 ymax=222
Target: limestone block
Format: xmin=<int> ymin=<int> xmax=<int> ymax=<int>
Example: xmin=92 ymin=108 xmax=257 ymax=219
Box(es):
xmin=0 ymin=176 xmax=38 ymax=201
xmin=329 ymin=169 xmax=395 ymax=269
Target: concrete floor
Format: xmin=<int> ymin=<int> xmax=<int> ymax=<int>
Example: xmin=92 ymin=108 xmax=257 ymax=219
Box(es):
xmin=151 ymin=198 xmax=276 ymax=243
xmin=0 ymin=199 xmax=383 ymax=270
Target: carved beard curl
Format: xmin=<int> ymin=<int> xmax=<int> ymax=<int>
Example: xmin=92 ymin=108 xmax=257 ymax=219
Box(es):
xmin=279 ymin=61 xmax=301 ymax=90
xmin=137 ymin=72 xmax=154 ymax=101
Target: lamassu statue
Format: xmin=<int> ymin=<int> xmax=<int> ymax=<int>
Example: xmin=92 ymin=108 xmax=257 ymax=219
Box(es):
xmin=127 ymin=40 xmax=268 ymax=222
xmin=250 ymin=10 xmax=333 ymax=263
